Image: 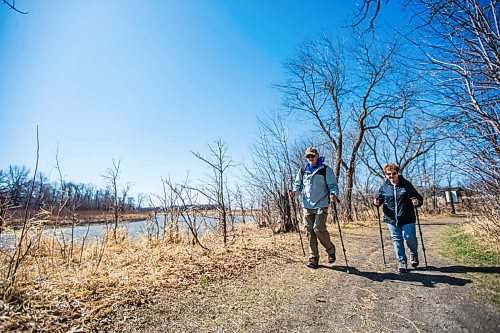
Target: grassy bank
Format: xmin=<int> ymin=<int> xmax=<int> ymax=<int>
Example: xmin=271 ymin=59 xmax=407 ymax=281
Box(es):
xmin=0 ymin=224 xmax=295 ymax=332
xmin=440 ymin=222 xmax=500 ymax=305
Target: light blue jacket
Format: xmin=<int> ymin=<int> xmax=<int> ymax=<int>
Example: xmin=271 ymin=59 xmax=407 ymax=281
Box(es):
xmin=293 ymin=157 xmax=339 ymax=209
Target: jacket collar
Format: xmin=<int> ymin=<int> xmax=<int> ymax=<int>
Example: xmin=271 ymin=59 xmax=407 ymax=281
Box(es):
xmin=305 ymin=156 xmax=325 ymax=174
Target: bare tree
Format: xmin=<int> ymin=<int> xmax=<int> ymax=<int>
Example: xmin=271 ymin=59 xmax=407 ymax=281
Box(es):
xmin=359 ymin=116 xmax=436 ymax=179
xmin=0 ymin=163 xmax=141 ymax=218
xmin=6 ymin=165 xmax=30 ymax=208
xmin=277 ymin=33 xmax=420 ymax=220
xmin=352 ymin=0 xmax=499 ymax=193
xmin=102 ymin=159 xmax=130 ymax=239
xmin=163 ymin=175 xmax=207 ymax=249
xmin=192 ymin=138 xmax=236 ymax=245
xmin=153 ymin=176 xmax=182 ymax=241
xmin=136 ymin=193 xmax=146 ymax=210
xmin=352 ymin=0 xmax=499 ymax=241
xmin=233 ymin=184 xmax=246 ymax=224
xmin=416 ymin=0 xmax=500 ymax=194
xmin=245 ymin=111 xmax=308 ymax=232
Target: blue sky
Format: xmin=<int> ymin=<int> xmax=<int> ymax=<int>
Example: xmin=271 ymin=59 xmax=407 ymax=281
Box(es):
xmin=0 ymin=0 xmax=403 ymax=197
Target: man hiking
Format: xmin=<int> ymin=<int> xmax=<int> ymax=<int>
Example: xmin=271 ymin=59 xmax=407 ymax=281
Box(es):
xmin=289 ymin=147 xmax=339 ymax=269
xmin=373 ymin=163 xmax=424 ymax=273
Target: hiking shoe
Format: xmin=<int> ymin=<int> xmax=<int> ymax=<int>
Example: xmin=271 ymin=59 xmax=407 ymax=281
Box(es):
xmin=327 ymin=252 xmax=336 ymax=264
xmin=410 ymin=254 xmax=419 ymax=268
xmin=307 ymin=257 xmax=319 ymax=269
xmin=398 ymin=262 xmax=408 ymax=273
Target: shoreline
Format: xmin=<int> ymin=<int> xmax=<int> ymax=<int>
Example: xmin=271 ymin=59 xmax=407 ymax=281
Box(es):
xmin=4 ymin=209 xmax=255 ymax=230
xmin=4 ymin=211 xmax=151 ymax=229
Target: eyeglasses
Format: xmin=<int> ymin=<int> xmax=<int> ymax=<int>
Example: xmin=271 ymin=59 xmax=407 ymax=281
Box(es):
xmin=306 ymin=155 xmax=316 ymax=159
xmin=386 ymin=172 xmax=398 ymax=176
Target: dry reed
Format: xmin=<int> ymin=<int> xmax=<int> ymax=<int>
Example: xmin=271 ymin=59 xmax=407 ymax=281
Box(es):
xmin=0 ymin=224 xmax=287 ymax=332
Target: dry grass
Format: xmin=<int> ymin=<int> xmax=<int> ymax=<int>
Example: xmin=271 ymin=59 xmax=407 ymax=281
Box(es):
xmin=0 ymin=224 xmax=291 ymax=332
xmin=463 ymin=218 xmax=500 ymax=251
xmin=2 ymin=209 xmax=493 ymax=332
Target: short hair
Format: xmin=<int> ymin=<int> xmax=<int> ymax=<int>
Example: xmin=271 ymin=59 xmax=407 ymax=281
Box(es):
xmin=383 ymin=163 xmax=400 ymax=174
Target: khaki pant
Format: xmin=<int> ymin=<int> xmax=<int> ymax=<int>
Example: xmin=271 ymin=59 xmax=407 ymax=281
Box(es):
xmin=303 ymin=207 xmax=336 ymax=258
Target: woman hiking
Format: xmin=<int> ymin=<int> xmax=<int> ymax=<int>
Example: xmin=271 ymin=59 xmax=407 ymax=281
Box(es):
xmin=373 ymin=163 xmax=423 ymax=273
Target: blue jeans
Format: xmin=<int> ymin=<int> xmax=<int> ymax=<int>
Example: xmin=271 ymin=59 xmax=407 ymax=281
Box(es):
xmin=387 ymin=223 xmax=418 ymax=264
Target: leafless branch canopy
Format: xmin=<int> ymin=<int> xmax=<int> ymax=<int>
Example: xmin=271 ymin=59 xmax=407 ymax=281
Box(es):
xmin=2 ymin=0 xmax=28 ymax=14
xmin=276 ymin=31 xmax=424 ymax=218
xmin=191 ymin=138 xmax=236 ymax=244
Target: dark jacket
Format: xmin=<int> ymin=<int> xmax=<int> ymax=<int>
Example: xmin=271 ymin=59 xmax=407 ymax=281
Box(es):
xmin=377 ymin=176 xmax=423 ymax=226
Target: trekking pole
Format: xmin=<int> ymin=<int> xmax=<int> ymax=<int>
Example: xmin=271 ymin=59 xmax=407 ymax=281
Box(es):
xmin=376 ymin=205 xmax=387 ymax=265
xmin=331 ymin=201 xmax=349 ymax=273
xmin=289 ymin=191 xmax=306 ymax=256
xmin=414 ymin=206 xmax=428 ymax=268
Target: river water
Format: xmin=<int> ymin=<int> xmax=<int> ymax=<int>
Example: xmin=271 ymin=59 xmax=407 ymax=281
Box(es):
xmin=0 ymin=214 xmax=253 ymax=249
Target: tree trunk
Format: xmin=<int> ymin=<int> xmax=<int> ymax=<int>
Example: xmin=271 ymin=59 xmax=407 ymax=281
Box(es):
xmin=344 ymin=169 xmax=354 ymax=221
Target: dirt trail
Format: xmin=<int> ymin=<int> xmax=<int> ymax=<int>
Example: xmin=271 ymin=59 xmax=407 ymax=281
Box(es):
xmin=113 ymin=218 xmax=499 ymax=332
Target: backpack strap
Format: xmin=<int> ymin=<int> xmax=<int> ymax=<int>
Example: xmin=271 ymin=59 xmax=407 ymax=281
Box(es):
xmin=301 ymin=165 xmax=328 ymax=184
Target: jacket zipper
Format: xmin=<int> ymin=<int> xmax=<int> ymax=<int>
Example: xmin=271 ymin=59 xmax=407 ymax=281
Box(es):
xmin=393 ymin=184 xmax=398 ymax=224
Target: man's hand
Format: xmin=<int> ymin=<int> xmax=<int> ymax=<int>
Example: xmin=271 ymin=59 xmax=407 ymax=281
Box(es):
xmin=288 ymin=190 xmax=295 ymax=198
xmin=411 ymin=197 xmax=420 ymax=206
xmin=373 ymin=198 xmax=382 ymax=207
xmin=330 ymin=193 xmax=338 ymax=203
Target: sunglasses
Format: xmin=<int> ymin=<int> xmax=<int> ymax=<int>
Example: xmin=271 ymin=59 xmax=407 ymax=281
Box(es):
xmin=386 ymin=172 xmax=398 ymax=176
xmin=306 ymin=155 xmax=316 ymax=159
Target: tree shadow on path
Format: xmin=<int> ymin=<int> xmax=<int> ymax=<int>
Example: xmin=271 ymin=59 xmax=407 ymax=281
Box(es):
xmin=322 ymin=265 xmax=474 ymax=287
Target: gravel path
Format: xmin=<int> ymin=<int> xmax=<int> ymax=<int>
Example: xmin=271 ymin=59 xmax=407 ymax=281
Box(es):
xmin=113 ymin=218 xmax=500 ymax=332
